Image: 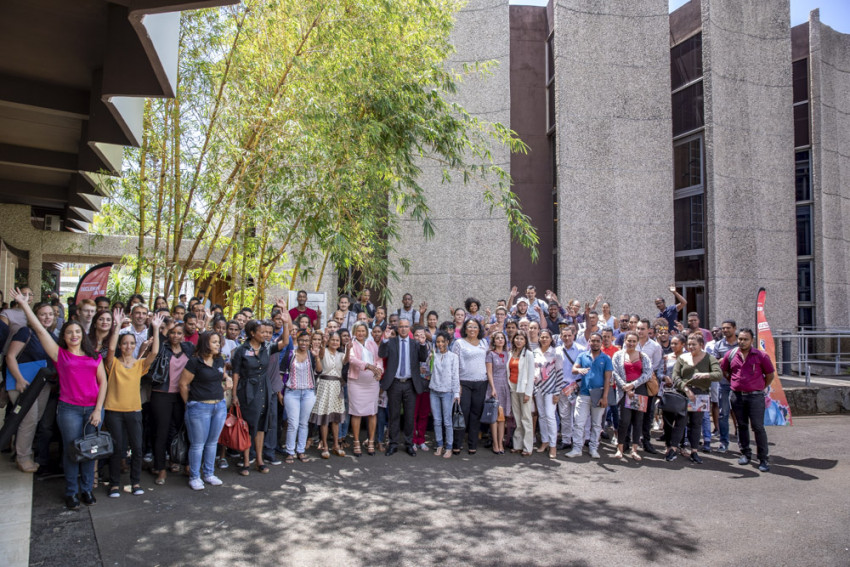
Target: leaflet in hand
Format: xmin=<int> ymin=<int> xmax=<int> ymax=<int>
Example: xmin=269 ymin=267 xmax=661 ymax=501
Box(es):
xmin=623 ymin=393 xmax=648 ymax=412
xmin=687 ymin=394 xmax=710 ymax=412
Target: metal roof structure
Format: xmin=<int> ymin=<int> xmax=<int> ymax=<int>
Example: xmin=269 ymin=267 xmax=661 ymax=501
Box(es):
xmin=0 ymin=0 xmax=237 ymax=233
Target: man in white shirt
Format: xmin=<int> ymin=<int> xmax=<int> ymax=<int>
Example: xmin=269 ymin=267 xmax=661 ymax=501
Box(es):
xmin=120 ymin=304 xmax=150 ymax=358
xmin=555 ymin=326 xmax=586 ymax=451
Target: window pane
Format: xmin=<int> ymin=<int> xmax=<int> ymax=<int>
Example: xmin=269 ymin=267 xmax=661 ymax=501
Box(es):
xmin=794 ymin=103 xmax=810 ymax=147
xmin=671 ymin=34 xmax=703 ymax=90
xmin=798 ymin=306 xmax=814 ymax=329
xmin=674 ymin=194 xmax=704 ymax=252
xmin=792 ymin=59 xmax=808 ymax=103
xmin=673 ymin=136 xmax=702 ymax=190
xmin=546 ymin=35 xmax=554 ymax=83
xmin=796 ymin=150 xmax=811 ymax=201
xmin=798 ymin=261 xmax=812 ymax=302
xmin=675 ymin=255 xmax=705 ymax=281
xmin=796 ymin=204 xmax=813 ymax=256
xmin=672 ymin=82 xmax=704 ymax=136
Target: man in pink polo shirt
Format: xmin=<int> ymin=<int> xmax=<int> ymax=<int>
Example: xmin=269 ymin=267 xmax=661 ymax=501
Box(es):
xmin=719 ymin=328 xmax=775 ymax=473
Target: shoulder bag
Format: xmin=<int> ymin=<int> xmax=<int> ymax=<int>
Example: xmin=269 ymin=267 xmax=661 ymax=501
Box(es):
xmin=660 ymin=388 xmax=688 ymax=416
xmin=148 ymin=346 xmax=170 ymax=386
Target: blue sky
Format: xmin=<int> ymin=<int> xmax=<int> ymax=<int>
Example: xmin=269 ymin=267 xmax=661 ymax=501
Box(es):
xmin=509 ymin=0 xmax=850 ymax=33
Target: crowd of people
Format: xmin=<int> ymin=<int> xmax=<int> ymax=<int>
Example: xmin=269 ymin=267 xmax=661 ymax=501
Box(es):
xmin=0 ymin=283 xmax=776 ymax=510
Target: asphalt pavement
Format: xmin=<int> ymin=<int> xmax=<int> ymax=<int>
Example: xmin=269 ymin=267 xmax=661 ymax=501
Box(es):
xmin=26 ymin=415 xmax=850 ymax=567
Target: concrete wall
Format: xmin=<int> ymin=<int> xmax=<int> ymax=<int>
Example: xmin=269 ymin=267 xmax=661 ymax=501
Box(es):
xmin=701 ymin=0 xmax=797 ymax=332
xmin=553 ymin=0 xmax=674 ymax=315
xmin=388 ymin=0 xmax=512 ymax=319
xmin=809 ymin=11 xmax=850 ymax=329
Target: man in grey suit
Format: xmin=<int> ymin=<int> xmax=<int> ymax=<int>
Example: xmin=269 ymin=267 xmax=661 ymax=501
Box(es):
xmin=378 ymin=319 xmax=429 ymax=456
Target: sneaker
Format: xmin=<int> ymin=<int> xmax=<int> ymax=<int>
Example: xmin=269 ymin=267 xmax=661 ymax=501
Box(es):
xmin=651 ymin=420 xmax=662 ymax=432
xmin=610 ymin=435 xmax=618 ymax=446
xmin=418 ymin=443 xmax=429 ymax=451
xmin=218 ymin=458 xmax=229 ymax=469
xmin=189 ymin=478 xmax=205 ymax=491
xmin=108 ymin=486 xmax=120 ymax=498
xmin=143 ymin=452 xmax=153 ymax=464
xmin=701 ymin=445 xmax=711 ymax=454
xmin=248 ymin=457 xmax=256 ymax=465
xmin=203 ymin=475 xmax=223 ymax=486
xmin=758 ymin=460 xmax=770 ymax=473
xmin=133 ymin=486 xmax=145 ymax=496
xmin=738 ymin=455 xmax=751 ymax=465
xmin=589 ymin=449 xmax=600 ymax=459
xmin=263 ymin=454 xmax=282 ymax=465
xmin=718 ymin=443 xmax=728 ymax=453
xmin=690 ymin=452 xmax=703 ymax=464
xmin=564 ymin=447 xmax=583 ymax=458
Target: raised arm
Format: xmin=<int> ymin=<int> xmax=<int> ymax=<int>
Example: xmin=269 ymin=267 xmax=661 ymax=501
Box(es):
xmin=106 ymin=308 xmax=124 ymax=372
xmin=143 ymin=312 xmax=165 ymax=368
xmin=669 ymin=285 xmax=687 ymax=311
xmin=274 ymin=297 xmax=292 ymax=351
xmin=10 ymin=288 xmax=58 ymax=362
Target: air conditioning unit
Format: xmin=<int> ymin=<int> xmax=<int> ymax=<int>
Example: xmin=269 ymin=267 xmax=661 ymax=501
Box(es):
xmin=44 ymin=214 xmax=62 ymax=231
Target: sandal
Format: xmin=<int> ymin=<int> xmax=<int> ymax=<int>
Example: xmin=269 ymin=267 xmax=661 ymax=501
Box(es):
xmin=443 ymin=450 xmax=452 ymax=459
xmin=170 ymin=463 xmax=181 ymax=473
xmin=614 ymin=450 xmax=625 ymax=459
xmin=353 ymin=444 xmax=362 ymax=457
xmin=468 ymin=449 xmax=477 ymax=455
xmin=521 ymin=451 xmax=531 ymax=457
xmin=366 ymin=441 xmax=375 ymax=456
xmin=285 ymin=454 xmax=295 ymax=464
xmin=237 ymin=465 xmax=250 ymax=476
xmin=332 ymin=448 xmax=346 ymax=457
xmin=256 ymin=464 xmax=270 ymax=474
xmin=549 ymin=448 xmax=558 ymax=460
xmin=630 ymin=451 xmax=642 ymax=462
xmin=452 ymin=449 xmax=461 ymax=455
xmin=297 ymin=453 xmax=308 ymax=462
xmin=321 ymin=450 xmax=330 ymax=459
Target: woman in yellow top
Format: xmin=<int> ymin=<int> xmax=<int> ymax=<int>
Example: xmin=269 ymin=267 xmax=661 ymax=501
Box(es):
xmin=104 ymin=308 xmax=164 ymax=497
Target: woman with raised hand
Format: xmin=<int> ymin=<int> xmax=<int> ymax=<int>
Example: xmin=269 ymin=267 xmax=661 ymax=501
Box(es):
xmin=309 ymin=331 xmax=347 ymax=458
xmin=231 ymin=298 xmax=291 ymax=475
xmin=532 ymin=329 xmax=563 ymax=460
xmin=612 ymin=331 xmax=653 ymax=462
xmin=429 ymin=331 xmax=459 ymax=458
xmin=151 ymin=322 xmax=194 ymax=485
xmin=179 ymin=331 xmax=228 ymax=490
xmin=346 ymin=321 xmax=383 ymax=456
xmin=104 ymin=309 xmax=164 ymax=497
xmin=508 ymin=331 xmax=535 ymax=456
xmin=5 ymin=301 xmax=57 ymax=472
xmin=486 ymin=331 xmax=511 ymax=455
xmin=10 ymin=288 xmax=107 ymax=510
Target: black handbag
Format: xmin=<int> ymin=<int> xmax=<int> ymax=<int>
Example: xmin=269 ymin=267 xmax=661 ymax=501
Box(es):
xmin=69 ymin=424 xmax=113 ymax=463
xmin=661 ymin=388 xmax=688 ymax=416
xmin=148 ymin=348 xmax=170 ymax=386
xmin=451 ymin=400 xmax=465 ymax=430
xmin=480 ymin=396 xmax=499 ymax=425
xmin=170 ymin=424 xmax=190 ymax=466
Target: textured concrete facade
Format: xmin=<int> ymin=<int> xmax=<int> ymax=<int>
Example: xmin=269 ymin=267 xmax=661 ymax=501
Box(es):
xmin=553 ymin=1 xmax=674 ymax=315
xmin=809 ymin=11 xmax=850 ymax=329
xmin=388 ymin=0 xmax=511 ymax=318
xmin=701 ymin=0 xmax=797 ymax=332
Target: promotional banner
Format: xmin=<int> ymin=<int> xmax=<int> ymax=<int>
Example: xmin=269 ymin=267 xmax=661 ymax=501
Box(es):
xmin=73 ymin=262 xmax=113 ymax=302
xmin=756 ymin=288 xmax=792 ymax=426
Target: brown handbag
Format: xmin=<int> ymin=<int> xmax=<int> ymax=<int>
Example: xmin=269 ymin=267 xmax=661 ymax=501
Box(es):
xmin=646 ymin=375 xmax=659 ymax=397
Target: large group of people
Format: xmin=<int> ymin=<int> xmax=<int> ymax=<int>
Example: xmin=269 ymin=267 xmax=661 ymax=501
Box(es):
xmin=0 ymin=283 xmax=776 ymax=510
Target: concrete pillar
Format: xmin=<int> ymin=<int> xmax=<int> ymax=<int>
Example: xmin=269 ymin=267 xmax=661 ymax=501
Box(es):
xmin=553 ymin=0 xmax=675 ymax=314
xmin=28 ymin=249 xmax=43 ymax=299
xmin=701 ymin=0 xmax=797 ymax=332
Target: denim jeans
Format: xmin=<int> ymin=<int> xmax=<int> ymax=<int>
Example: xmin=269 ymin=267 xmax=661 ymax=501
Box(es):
xmin=284 ymin=388 xmax=316 ymax=455
xmin=376 ymin=406 xmax=388 ymax=444
xmin=718 ymin=381 xmax=731 ymax=445
xmin=56 ymin=401 xmax=103 ymax=497
xmin=185 ymin=400 xmax=227 ymax=481
xmin=701 ymin=410 xmax=712 ymax=448
xmin=429 ymin=390 xmax=455 ymax=448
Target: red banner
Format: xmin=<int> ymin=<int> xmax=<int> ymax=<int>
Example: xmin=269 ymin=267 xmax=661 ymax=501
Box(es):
xmin=756 ymin=288 xmax=792 ymax=425
xmin=74 ymin=262 xmax=113 ymax=302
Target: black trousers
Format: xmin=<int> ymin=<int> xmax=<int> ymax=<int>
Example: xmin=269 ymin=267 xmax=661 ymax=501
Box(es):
xmin=150 ymin=392 xmax=184 ymax=471
xmin=617 ymin=397 xmax=643 ymax=449
xmin=641 ymin=395 xmax=658 ymax=445
xmin=35 ymin=388 xmax=60 ymax=468
xmin=387 ymin=380 xmax=416 ymax=448
xmin=263 ymin=396 xmax=280 ymax=456
xmin=105 ymin=410 xmax=143 ymax=486
xmin=663 ymin=410 xmax=702 ymax=449
xmin=453 ymin=381 xmax=487 ymax=451
xmin=731 ymin=391 xmax=768 ymax=460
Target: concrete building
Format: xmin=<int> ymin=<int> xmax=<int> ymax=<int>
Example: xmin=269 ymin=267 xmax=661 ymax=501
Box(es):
xmin=391 ymin=0 xmax=848 ymax=331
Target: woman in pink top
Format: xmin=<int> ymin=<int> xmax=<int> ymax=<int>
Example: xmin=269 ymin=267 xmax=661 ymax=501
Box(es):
xmin=611 ymin=331 xmax=652 ymax=462
xmin=11 ymin=288 xmax=107 ymax=510
xmin=346 ymin=322 xmax=383 ymax=456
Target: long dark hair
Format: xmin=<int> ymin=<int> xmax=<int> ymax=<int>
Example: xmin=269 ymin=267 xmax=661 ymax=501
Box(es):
xmin=511 ymin=330 xmax=529 ymax=357
xmin=88 ymin=309 xmax=114 ymax=348
xmin=59 ymin=321 xmax=99 ymax=359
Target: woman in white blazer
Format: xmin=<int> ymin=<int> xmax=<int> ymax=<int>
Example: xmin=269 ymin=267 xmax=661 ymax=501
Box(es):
xmin=507 ymin=331 xmax=536 ymax=456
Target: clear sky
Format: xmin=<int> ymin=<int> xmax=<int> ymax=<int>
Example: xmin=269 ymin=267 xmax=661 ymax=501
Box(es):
xmin=509 ymin=0 xmax=850 ymax=33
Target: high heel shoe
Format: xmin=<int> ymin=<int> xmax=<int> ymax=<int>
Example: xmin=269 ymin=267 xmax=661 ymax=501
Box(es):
xmin=366 ymin=441 xmax=375 ymax=456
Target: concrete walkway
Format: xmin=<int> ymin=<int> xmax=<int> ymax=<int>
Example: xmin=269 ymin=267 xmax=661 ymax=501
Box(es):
xmin=0 ymin=460 xmax=32 ymax=566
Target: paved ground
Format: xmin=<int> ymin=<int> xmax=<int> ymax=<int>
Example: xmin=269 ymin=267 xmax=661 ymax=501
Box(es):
xmin=25 ymin=415 xmax=850 ymax=567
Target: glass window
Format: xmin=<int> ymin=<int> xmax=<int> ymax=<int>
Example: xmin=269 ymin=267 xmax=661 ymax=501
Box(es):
xmin=798 ymin=306 xmax=814 ymax=329
xmin=798 ymin=261 xmax=812 ymax=302
xmin=794 ymin=103 xmax=810 ymax=148
xmin=546 ymin=35 xmax=554 ymax=84
xmin=796 ymin=204 xmax=813 ymax=256
xmin=672 ymin=82 xmax=704 ymax=137
xmin=796 ymin=150 xmax=811 ymax=201
xmin=675 ymin=254 xmax=705 ymax=281
xmin=792 ymin=59 xmax=808 ymax=103
xmin=671 ymin=34 xmax=703 ymax=91
xmin=673 ymin=136 xmax=702 ymax=191
xmin=674 ymin=194 xmax=704 ymax=252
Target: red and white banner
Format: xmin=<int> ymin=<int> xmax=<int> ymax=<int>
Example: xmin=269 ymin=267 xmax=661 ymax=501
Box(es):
xmin=756 ymin=288 xmax=792 ymax=426
xmin=74 ymin=262 xmax=113 ymax=302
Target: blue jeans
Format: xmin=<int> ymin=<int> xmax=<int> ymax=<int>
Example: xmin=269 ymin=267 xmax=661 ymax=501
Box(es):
xmin=56 ymin=401 xmax=103 ymax=497
xmin=701 ymin=411 xmax=712 ymax=448
xmin=185 ymin=400 xmax=227 ymax=481
xmin=429 ymin=391 xmax=455 ymax=448
xmin=284 ymin=388 xmax=316 ymax=455
xmin=718 ymin=381 xmax=731 ymax=445
xmin=376 ymin=406 xmax=388 ymax=444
